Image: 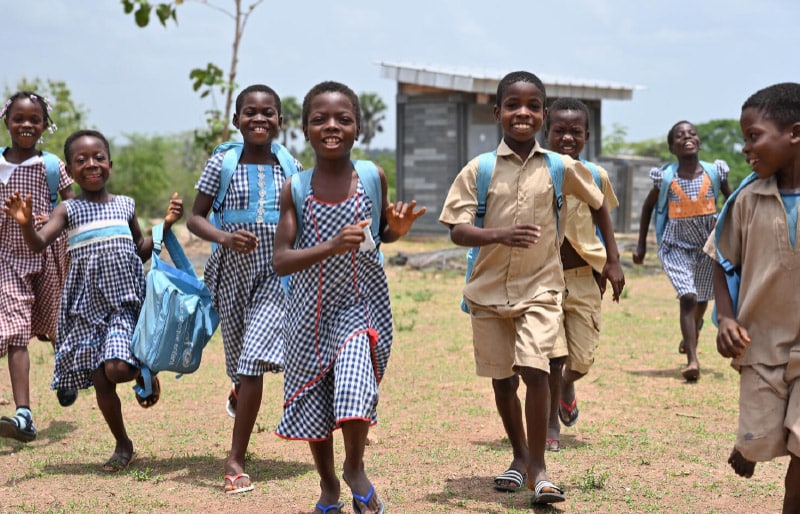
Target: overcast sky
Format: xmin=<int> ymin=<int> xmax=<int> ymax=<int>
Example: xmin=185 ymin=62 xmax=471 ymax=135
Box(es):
xmin=5 ymin=0 xmax=799 ymax=150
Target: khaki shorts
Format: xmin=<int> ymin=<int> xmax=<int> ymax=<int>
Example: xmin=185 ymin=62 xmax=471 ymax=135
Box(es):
xmin=466 ymin=291 xmax=563 ymax=378
xmin=558 ymin=266 xmax=602 ymax=374
xmin=736 ymin=353 xmax=800 ymax=462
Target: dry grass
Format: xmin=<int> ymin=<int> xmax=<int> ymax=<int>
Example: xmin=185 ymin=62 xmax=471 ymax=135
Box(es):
xmin=0 ymin=233 xmax=788 ymax=513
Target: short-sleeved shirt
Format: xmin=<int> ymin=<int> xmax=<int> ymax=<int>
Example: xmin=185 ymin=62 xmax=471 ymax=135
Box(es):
xmin=564 ymin=163 xmax=619 ymax=272
xmin=714 ymin=176 xmax=800 ymax=367
xmin=439 ymin=140 xmax=603 ymax=307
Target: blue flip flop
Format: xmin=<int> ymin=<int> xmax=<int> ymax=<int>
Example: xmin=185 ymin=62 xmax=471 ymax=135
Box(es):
xmin=315 ymin=501 xmax=345 ymax=513
xmin=352 ymin=485 xmax=384 ymax=514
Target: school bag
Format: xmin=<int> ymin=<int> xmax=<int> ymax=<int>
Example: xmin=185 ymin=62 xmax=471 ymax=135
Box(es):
xmin=131 ymin=222 xmax=220 ymax=398
xmin=654 ymin=161 xmax=721 ymax=245
xmin=460 ymin=151 xmax=565 ymax=314
xmin=0 ymin=147 xmax=61 ymax=208
xmin=711 ymin=172 xmax=759 ymax=327
xmin=283 ymin=161 xmax=383 ymax=295
xmin=209 ymin=140 xmax=299 ymax=243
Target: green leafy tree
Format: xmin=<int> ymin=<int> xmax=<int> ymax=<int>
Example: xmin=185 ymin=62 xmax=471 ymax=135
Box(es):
xmin=1 ymin=78 xmax=88 ymax=159
xmin=279 ymin=96 xmax=302 ymax=152
xmin=358 ymin=92 xmax=386 ymax=151
xmin=112 ymin=134 xmax=172 ymax=219
xmin=120 ymin=0 xmax=265 ymax=152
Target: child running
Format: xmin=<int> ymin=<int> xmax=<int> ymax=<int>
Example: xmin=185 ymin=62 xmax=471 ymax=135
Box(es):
xmin=3 ymin=129 xmax=183 ymax=469
xmin=633 ymin=120 xmax=732 ymax=381
xmin=544 ymin=98 xmax=623 ymax=451
xmin=273 ymin=81 xmax=425 ymax=514
xmin=712 ymin=82 xmax=800 ymax=514
xmin=186 ymin=84 xmax=302 ymax=494
xmin=0 ymin=91 xmax=75 ymax=442
xmin=439 ymin=71 xmax=624 ymax=506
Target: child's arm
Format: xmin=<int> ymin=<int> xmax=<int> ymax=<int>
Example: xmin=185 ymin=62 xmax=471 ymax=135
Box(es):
xmin=712 ymin=261 xmax=750 ymax=358
xmin=131 ymin=193 xmax=184 ymax=263
xmin=589 ymin=201 xmax=625 ymax=302
xmin=448 ymin=222 xmax=542 ymax=249
xmin=4 ymin=191 xmax=68 ymax=252
xmin=632 ymin=187 xmax=659 ymax=264
xmin=377 ymin=167 xmax=426 ymax=243
xmin=186 ymin=191 xmax=258 ymax=254
xmin=273 ymin=181 xmax=369 ymax=276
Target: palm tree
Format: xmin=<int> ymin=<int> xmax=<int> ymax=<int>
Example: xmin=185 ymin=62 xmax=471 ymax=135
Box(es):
xmin=359 ymin=92 xmax=387 ymax=152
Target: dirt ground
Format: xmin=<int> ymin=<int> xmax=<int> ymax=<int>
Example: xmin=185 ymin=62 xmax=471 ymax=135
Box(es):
xmin=0 ymin=232 xmax=790 ymax=513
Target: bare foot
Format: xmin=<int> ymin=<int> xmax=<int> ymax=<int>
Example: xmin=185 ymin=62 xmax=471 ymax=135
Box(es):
xmin=728 ymin=448 xmax=755 ymax=478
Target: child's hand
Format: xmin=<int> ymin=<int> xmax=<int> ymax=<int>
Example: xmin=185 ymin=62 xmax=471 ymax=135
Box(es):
xmin=632 ymin=245 xmax=646 ymax=264
xmin=600 ymin=262 xmax=625 ymax=302
xmin=225 ymin=229 xmax=258 ymax=254
xmin=4 ymin=191 xmax=33 ymax=226
xmin=164 ymin=192 xmax=184 ymax=228
xmin=716 ymin=318 xmax=751 ymax=359
xmin=499 ymin=224 xmax=541 ymax=248
xmin=385 ymin=200 xmax=426 ymax=237
xmin=331 ymin=220 xmax=370 ymax=255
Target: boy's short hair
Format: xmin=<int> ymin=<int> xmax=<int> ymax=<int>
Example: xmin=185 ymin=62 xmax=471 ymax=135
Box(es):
xmin=742 ymin=82 xmax=800 ymax=129
xmin=547 ymin=97 xmax=590 ymax=131
xmin=495 ymin=71 xmax=546 ymax=107
xmin=235 ymin=84 xmax=282 ymax=115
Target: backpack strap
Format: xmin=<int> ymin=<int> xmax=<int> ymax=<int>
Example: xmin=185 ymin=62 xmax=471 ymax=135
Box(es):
xmin=0 ymin=147 xmax=61 ymax=208
xmin=474 ymin=151 xmax=497 ymax=229
xmin=581 ymin=159 xmax=605 ymax=245
xmin=654 ymin=163 xmax=676 ymax=245
xmin=699 ymin=160 xmax=721 ymax=199
xmin=41 ymin=151 xmax=61 ymax=208
xmin=711 ymin=172 xmax=759 ymax=326
xmin=544 ymin=152 xmax=565 ymax=237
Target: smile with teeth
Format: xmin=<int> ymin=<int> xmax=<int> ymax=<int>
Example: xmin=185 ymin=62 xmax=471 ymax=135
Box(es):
xmin=513 ymin=123 xmax=531 ymax=130
xmin=323 ymin=137 xmax=340 ymax=144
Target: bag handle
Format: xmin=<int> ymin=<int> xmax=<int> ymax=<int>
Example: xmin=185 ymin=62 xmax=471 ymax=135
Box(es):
xmin=151 ymin=223 xmax=198 ymax=279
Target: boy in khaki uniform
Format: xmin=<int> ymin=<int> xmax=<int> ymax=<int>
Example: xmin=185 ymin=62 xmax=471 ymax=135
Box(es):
xmin=712 ymin=82 xmax=800 ymax=513
xmin=544 ymin=98 xmax=622 ymax=451
xmin=439 ymin=71 xmax=624 ymax=506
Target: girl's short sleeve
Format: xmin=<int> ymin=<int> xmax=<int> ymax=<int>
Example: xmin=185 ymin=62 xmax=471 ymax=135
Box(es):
xmin=713 ymin=159 xmax=730 ymax=182
xmin=194 ymin=152 xmax=225 ymax=197
xmin=649 ymin=166 xmax=664 ymax=189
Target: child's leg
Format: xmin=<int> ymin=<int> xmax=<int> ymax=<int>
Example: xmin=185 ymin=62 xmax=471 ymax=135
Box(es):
xmin=518 ymin=366 xmax=554 ymax=489
xmin=93 ymin=360 xmax=137 ymax=470
xmin=546 ymin=358 xmax=564 ymax=451
xmin=309 ymin=437 xmax=342 ymax=511
xmin=678 ymin=294 xmax=704 ymax=379
xmin=492 ymin=374 xmax=530 ymax=482
xmin=7 ymin=345 xmax=31 ymax=407
xmin=225 ymin=374 xmax=262 ymax=484
xmin=784 ymin=453 xmax=800 ymax=514
xmin=341 ymin=419 xmax=382 ymax=513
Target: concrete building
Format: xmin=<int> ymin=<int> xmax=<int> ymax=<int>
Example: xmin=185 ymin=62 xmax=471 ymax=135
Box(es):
xmin=378 ymin=62 xmax=646 ymax=234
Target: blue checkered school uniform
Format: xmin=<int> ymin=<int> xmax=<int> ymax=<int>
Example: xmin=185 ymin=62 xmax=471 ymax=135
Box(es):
xmin=275 ymin=179 xmax=393 ymax=441
xmin=51 ymin=196 xmax=144 ymax=391
xmin=195 ymin=152 xmax=300 ymax=379
xmin=651 ymin=160 xmax=729 ymax=300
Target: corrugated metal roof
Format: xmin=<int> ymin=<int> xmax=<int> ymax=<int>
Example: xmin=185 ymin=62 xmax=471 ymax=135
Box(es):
xmin=378 ymin=61 xmax=643 ymax=101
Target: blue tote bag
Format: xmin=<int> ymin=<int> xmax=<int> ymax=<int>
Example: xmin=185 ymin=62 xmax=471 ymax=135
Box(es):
xmin=131 ymin=223 xmax=219 ymax=398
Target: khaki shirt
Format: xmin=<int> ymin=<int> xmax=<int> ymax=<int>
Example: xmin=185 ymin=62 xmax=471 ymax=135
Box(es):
xmin=439 ymin=140 xmax=603 ymax=307
xmin=715 ymin=176 xmax=800 ymax=366
xmin=563 ymin=163 xmax=619 ymax=272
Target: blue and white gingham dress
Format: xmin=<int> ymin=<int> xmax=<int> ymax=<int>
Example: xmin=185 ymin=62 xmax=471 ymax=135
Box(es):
xmin=275 ymin=179 xmax=393 ymax=441
xmin=196 ymin=152 xmax=298 ymax=379
xmin=651 ymin=160 xmax=729 ymax=300
xmin=51 ymin=196 xmax=144 ymax=391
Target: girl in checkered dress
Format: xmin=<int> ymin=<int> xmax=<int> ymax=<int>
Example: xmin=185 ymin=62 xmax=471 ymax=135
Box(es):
xmin=186 ymin=84 xmax=302 ymax=494
xmin=0 ymin=92 xmax=74 ymax=443
xmin=273 ymin=81 xmax=425 ymax=514
xmin=4 ymin=129 xmax=183 ymax=471
xmin=633 ymin=121 xmax=732 ymax=381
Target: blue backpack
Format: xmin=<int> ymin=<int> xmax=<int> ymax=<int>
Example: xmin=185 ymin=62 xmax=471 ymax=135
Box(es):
xmin=209 ymin=141 xmax=299 ymax=236
xmin=131 ymin=223 xmax=220 ymax=398
xmin=0 ymin=147 xmax=62 ymax=208
xmin=654 ymin=161 xmax=721 ymax=245
xmin=711 ymin=172 xmax=759 ymax=327
xmin=289 ymin=160 xmax=383 ymax=247
xmin=461 ymin=151 xmax=565 ymax=313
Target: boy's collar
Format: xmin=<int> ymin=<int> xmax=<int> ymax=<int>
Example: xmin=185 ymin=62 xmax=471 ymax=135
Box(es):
xmin=496 ymin=139 xmax=544 ymax=161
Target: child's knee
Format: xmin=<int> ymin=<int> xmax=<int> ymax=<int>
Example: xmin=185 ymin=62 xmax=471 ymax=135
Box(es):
xmin=103 ymin=360 xmax=137 ymax=383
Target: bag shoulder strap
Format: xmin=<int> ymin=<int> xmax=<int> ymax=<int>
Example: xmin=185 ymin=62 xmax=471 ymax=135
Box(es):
xmin=474 ymin=151 xmax=497 ymax=228
xmin=151 ymin=223 xmax=198 ymax=279
xmin=699 ymin=160 xmax=721 ymax=198
xmin=581 ymin=159 xmax=602 ymax=190
xmin=353 ymin=160 xmax=382 ymax=242
xmin=41 ymin=151 xmax=61 ymax=207
xmin=544 ymin=152 xmax=565 ymax=235
xmin=715 ymin=172 xmax=759 ymax=273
